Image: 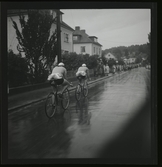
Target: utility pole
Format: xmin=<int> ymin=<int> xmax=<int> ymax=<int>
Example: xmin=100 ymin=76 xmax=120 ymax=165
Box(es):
xmin=56 ymin=9 xmax=61 ymax=63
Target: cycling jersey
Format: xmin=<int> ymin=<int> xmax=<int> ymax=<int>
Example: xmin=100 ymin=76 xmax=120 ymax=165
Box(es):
xmin=47 ymin=66 xmax=67 ymax=85
xmin=76 ymin=66 xmax=89 ymax=77
xmin=52 ymin=66 xmax=67 ymax=78
xmin=77 ymin=66 xmax=88 ymax=72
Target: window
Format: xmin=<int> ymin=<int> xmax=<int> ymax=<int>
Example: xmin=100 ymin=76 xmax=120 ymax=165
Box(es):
xmin=73 ymin=36 xmax=78 ymax=41
xmin=64 ymin=51 xmax=69 ymax=54
xmin=73 ymin=35 xmax=81 ymax=41
xmin=64 ymin=33 xmax=69 ymax=42
xmin=62 ymin=50 xmax=69 ymax=54
xmin=81 ymin=46 xmax=86 ymax=53
xmin=94 ymin=38 xmax=97 ymax=42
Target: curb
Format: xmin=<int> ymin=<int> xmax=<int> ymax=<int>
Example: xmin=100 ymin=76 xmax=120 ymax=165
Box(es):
xmin=8 ymin=72 xmax=125 ymax=112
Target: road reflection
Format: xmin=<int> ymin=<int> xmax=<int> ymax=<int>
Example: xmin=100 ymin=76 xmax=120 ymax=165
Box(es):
xmin=75 ymin=98 xmax=92 ymax=126
xmin=8 ymin=68 xmax=153 ymax=160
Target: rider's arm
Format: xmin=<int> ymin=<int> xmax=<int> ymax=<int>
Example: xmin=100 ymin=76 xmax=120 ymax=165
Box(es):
xmin=47 ymin=74 xmax=53 ymax=80
xmin=64 ymin=68 xmax=67 ymax=79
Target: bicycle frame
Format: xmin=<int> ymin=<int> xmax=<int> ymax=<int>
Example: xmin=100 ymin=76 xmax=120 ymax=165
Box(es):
xmin=75 ymin=77 xmax=88 ymax=101
xmin=45 ymin=80 xmax=71 ymax=118
xmin=51 ymin=83 xmax=59 ymax=104
xmin=78 ymin=76 xmax=87 ymax=87
xmin=52 ymin=82 xmax=71 ymax=108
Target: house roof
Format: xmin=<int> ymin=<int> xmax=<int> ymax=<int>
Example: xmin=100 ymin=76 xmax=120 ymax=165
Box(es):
xmin=61 ymin=21 xmax=74 ymax=31
xmin=73 ymin=29 xmax=102 ymax=46
xmin=89 ymin=36 xmax=98 ymax=39
xmin=104 ymin=52 xmax=117 ymax=60
xmin=7 ymin=10 xmax=74 ymax=32
xmin=8 ymin=10 xmax=28 ymax=16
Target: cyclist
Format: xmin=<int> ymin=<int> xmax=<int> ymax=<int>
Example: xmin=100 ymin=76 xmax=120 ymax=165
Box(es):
xmin=76 ymin=64 xmax=91 ymax=85
xmin=47 ymin=62 xmax=73 ymax=95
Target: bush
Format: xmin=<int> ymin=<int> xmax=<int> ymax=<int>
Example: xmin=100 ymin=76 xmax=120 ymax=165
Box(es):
xmin=8 ymin=50 xmax=29 ymax=88
xmin=108 ymin=58 xmax=116 ymax=68
xmin=62 ymin=53 xmax=99 ymax=71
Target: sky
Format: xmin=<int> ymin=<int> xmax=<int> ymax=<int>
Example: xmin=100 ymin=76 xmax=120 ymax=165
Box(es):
xmin=61 ymin=9 xmax=150 ymax=50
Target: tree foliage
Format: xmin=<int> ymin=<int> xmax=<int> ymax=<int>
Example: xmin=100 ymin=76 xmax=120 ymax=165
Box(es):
xmin=88 ymin=55 xmax=98 ymax=69
xmin=62 ymin=53 xmax=99 ymax=71
xmin=8 ymin=50 xmax=29 ymax=88
xmin=11 ymin=10 xmax=57 ymax=84
xmin=147 ymin=32 xmax=151 ymax=63
xmin=107 ymin=58 xmax=116 ymax=68
xmin=102 ymin=40 xmax=151 ymax=64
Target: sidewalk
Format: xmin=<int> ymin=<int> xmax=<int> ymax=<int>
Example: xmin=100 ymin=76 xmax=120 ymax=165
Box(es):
xmin=8 ymin=74 xmax=114 ymax=112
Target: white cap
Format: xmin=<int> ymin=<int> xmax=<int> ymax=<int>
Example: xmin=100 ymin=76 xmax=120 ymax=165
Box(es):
xmin=82 ymin=64 xmax=86 ymax=67
xmin=58 ymin=62 xmax=64 ymax=67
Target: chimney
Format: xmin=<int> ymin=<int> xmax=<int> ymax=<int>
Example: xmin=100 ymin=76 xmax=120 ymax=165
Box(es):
xmin=75 ymin=26 xmax=80 ymax=30
xmin=81 ymin=30 xmax=85 ymax=33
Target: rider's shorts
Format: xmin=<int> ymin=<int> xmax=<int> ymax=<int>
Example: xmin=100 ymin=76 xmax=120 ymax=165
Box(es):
xmin=76 ymin=71 xmax=86 ymax=80
xmin=76 ymin=71 xmax=86 ymax=77
xmin=48 ymin=73 xmax=64 ymax=85
xmin=54 ymin=78 xmax=64 ymax=85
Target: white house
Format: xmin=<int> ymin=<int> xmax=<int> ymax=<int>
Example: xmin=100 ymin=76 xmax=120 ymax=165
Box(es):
xmin=123 ymin=58 xmax=136 ymax=64
xmin=128 ymin=58 xmax=136 ymax=63
xmin=7 ymin=10 xmax=74 ymax=55
xmin=73 ymin=26 xmax=102 ymax=56
xmin=104 ymin=52 xmax=117 ymax=60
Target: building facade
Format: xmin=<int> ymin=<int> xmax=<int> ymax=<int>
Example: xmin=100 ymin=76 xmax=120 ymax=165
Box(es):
xmin=73 ymin=26 xmax=102 ymax=56
xmin=7 ymin=10 xmax=74 ymax=55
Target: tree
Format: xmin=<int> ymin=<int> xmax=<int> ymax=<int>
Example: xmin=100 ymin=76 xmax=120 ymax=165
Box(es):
xmin=147 ymin=32 xmax=151 ymax=63
xmin=11 ymin=10 xmax=57 ymax=84
xmin=112 ymin=48 xmax=122 ymax=60
xmin=124 ymin=48 xmax=129 ymax=59
xmin=62 ymin=52 xmax=83 ymax=71
xmin=88 ymin=55 xmax=98 ymax=69
xmin=108 ymin=58 xmax=116 ymax=68
xmin=8 ymin=50 xmax=29 ymax=88
xmin=118 ymin=58 xmax=125 ymax=65
xmin=135 ymin=53 xmax=143 ymax=64
xmin=62 ymin=53 xmax=98 ymax=71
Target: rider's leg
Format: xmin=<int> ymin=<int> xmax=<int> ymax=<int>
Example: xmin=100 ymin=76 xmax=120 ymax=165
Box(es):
xmin=60 ymin=79 xmax=70 ymax=94
xmin=51 ymin=83 xmax=57 ymax=103
xmin=49 ymin=80 xmax=57 ymax=93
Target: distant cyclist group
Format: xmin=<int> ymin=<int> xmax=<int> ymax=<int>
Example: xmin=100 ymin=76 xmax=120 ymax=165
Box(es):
xmin=45 ymin=62 xmax=91 ymax=118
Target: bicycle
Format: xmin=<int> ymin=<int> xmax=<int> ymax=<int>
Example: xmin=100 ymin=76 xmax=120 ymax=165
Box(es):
xmin=75 ymin=76 xmax=88 ymax=101
xmin=45 ymin=80 xmax=72 ymax=118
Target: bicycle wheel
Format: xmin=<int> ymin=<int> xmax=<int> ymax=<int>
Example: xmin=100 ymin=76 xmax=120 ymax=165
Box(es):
xmin=75 ymin=84 xmax=82 ymax=101
xmin=45 ymin=92 xmax=57 ymax=118
xmin=83 ymin=81 xmax=88 ymax=97
xmin=61 ymin=89 xmax=70 ymax=110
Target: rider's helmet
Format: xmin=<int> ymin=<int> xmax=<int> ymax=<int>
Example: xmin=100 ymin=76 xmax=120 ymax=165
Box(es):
xmin=58 ymin=62 xmax=65 ymax=67
xmin=82 ymin=64 xmax=86 ymax=67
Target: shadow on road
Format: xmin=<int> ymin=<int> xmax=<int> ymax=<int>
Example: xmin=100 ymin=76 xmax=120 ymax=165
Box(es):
xmin=95 ymin=94 xmax=156 ymax=164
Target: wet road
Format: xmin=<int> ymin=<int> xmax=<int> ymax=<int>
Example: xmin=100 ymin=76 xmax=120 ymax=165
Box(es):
xmin=8 ymin=67 xmax=152 ymax=163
